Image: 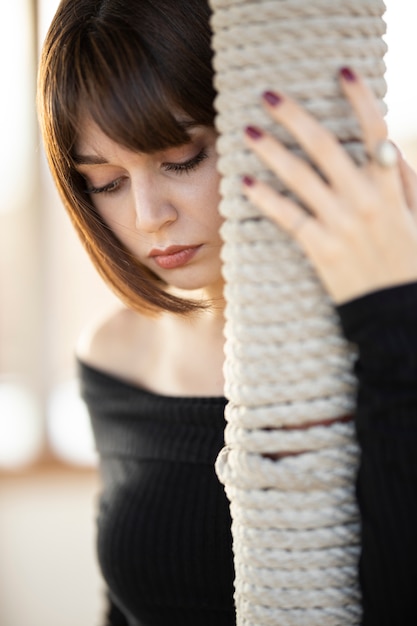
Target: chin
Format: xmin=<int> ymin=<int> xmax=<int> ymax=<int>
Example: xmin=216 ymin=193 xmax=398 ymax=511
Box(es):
xmin=167 ymin=273 xmax=224 ymax=298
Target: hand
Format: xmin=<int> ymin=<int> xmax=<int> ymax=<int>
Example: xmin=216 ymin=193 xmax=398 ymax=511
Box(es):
xmin=242 ymin=67 xmax=417 ymax=305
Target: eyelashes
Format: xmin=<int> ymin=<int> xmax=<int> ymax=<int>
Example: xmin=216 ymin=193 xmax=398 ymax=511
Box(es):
xmin=163 ymin=148 xmax=208 ymax=174
xmin=84 ymin=148 xmax=209 ymax=196
xmin=86 ymin=178 xmax=125 ymax=195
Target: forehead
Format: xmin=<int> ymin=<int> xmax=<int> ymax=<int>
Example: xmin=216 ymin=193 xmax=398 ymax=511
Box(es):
xmin=74 ymin=116 xmax=118 ymax=159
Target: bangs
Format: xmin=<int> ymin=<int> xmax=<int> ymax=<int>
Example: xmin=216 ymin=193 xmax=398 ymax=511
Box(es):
xmin=66 ymin=2 xmax=216 ymax=156
xmin=77 ymin=29 xmax=192 ymax=152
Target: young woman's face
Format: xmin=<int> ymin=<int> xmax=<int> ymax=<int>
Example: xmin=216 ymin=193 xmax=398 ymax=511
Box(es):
xmin=74 ymin=118 xmax=224 ymax=298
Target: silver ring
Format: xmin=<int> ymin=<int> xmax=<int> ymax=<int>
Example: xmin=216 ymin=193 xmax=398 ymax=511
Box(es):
xmin=372 ymin=139 xmax=398 ymax=168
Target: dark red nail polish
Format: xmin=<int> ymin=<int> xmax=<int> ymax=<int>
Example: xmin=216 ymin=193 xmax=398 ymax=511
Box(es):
xmin=263 ymin=91 xmax=283 ymax=107
xmin=242 ymin=175 xmax=255 ymax=187
xmin=245 ymin=125 xmax=263 ymax=140
xmin=340 ymin=66 xmax=356 ymax=82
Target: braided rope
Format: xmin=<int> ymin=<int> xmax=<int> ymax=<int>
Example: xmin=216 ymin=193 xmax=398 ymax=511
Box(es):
xmin=209 ymin=0 xmax=387 ymax=623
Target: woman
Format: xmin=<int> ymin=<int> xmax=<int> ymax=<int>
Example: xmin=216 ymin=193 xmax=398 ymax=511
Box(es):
xmin=38 ymin=0 xmax=417 ymax=624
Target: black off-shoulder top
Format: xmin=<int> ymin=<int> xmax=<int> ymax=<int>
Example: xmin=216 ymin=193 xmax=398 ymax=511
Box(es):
xmin=78 ymin=361 xmax=235 ymax=626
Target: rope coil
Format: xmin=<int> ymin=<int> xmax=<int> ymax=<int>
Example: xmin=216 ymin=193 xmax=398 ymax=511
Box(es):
xmin=209 ymin=0 xmax=387 ymax=623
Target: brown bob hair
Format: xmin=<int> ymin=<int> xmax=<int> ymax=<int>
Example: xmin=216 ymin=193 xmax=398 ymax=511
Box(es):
xmin=38 ymin=0 xmax=217 ymax=315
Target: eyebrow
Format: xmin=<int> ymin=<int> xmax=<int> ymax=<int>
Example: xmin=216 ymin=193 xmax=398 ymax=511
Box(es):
xmin=73 ymin=154 xmax=109 ymax=166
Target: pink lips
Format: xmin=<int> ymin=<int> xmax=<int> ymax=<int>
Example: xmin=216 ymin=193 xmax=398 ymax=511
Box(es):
xmin=149 ymin=245 xmax=202 ymax=270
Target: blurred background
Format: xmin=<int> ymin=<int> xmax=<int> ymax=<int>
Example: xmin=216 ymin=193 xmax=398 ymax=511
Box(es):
xmin=0 ymin=1 xmax=416 ymax=625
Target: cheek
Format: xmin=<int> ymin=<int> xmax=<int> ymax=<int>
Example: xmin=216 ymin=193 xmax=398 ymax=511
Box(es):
xmin=93 ymin=195 xmax=133 ymax=228
xmin=95 ymin=206 xmax=138 ymax=248
xmin=195 ymin=168 xmax=223 ymax=227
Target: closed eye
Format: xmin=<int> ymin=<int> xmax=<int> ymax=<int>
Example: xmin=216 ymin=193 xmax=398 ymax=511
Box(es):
xmin=85 ymin=176 xmax=127 ymax=195
xmin=163 ymin=149 xmax=208 ymax=174
xmin=83 ymin=147 xmax=209 ymax=194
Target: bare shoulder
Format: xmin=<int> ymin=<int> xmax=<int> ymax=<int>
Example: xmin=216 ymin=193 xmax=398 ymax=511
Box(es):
xmin=76 ymin=305 xmax=156 ymax=381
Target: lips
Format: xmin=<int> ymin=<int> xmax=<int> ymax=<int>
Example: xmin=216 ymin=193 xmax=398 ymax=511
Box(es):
xmin=149 ymin=245 xmax=202 ymax=270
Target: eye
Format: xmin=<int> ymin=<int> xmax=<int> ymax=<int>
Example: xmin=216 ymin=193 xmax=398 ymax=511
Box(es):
xmin=163 ymin=148 xmax=208 ymax=175
xmin=85 ymin=176 xmax=126 ymax=195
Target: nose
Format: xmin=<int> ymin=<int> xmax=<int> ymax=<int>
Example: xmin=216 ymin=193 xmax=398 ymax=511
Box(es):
xmin=132 ymin=175 xmax=178 ymax=234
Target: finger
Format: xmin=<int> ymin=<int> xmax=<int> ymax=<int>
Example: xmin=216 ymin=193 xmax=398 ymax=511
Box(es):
xmin=398 ymin=151 xmax=417 ymax=213
xmin=241 ymin=175 xmax=323 ymax=246
xmin=339 ymin=66 xmax=387 ymax=155
xmin=244 ymin=125 xmax=336 ymax=222
xmin=260 ymin=89 xmax=364 ymax=196
xmin=339 ymin=67 xmax=402 ymax=186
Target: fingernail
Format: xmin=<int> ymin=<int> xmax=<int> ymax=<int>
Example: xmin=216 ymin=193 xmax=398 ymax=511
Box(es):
xmin=263 ymin=91 xmax=283 ymax=107
xmin=245 ymin=125 xmax=263 ymax=140
xmin=242 ymin=175 xmax=255 ymax=187
xmin=340 ymin=66 xmax=356 ymax=82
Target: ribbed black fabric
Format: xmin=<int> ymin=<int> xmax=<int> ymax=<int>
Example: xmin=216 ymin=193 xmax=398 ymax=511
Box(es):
xmin=78 ymin=362 xmax=234 ymax=626
xmin=336 ymin=282 xmax=417 ymax=626
xmin=79 ymin=281 xmax=417 ymax=626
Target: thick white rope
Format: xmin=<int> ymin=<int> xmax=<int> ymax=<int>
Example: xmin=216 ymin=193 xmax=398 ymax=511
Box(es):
xmin=209 ymin=0 xmax=387 ymax=623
